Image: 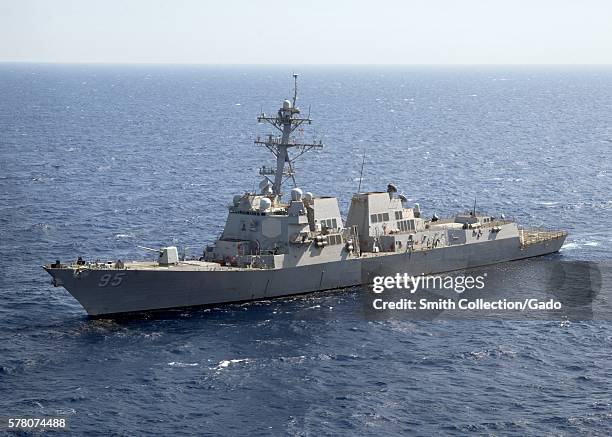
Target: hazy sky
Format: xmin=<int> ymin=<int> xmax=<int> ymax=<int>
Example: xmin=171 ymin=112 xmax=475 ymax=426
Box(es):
xmin=1 ymin=0 xmax=611 ymax=64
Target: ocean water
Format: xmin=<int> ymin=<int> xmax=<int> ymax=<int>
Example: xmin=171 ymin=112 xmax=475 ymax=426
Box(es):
xmin=0 ymin=65 xmax=611 ymax=435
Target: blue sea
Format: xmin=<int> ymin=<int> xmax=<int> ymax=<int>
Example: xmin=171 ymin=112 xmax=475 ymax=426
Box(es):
xmin=0 ymin=65 xmax=611 ymax=435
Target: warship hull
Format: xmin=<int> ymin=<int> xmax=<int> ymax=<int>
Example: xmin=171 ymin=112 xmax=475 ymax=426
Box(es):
xmin=45 ymin=235 xmax=566 ymax=316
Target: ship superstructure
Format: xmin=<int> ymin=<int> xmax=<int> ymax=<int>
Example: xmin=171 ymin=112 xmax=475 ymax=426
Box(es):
xmin=202 ymin=74 xmax=350 ymax=269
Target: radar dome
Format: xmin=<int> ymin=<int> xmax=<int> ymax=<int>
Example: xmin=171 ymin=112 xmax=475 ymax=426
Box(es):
xmin=259 ymin=197 xmax=272 ymax=211
xmin=283 ymin=100 xmax=292 ymax=110
xmin=291 ymin=188 xmax=303 ymax=201
xmin=304 ymin=192 xmax=313 ymax=202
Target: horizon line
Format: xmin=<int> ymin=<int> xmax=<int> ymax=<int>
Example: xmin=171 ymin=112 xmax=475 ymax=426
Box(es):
xmin=1 ymin=61 xmax=612 ymax=67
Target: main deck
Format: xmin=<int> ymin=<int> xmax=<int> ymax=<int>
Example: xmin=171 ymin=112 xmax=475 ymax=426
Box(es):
xmin=522 ymin=230 xmax=568 ymax=246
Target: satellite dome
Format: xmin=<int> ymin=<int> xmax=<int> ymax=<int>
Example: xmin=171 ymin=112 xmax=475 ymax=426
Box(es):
xmin=291 ymin=188 xmax=303 ymax=201
xmin=259 ymin=197 xmax=272 ymax=211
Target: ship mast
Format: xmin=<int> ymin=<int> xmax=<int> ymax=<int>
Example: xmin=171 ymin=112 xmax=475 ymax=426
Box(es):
xmin=255 ymin=74 xmax=323 ymax=198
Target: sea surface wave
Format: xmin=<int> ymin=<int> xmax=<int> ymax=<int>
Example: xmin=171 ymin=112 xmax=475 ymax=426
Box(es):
xmin=0 ymin=65 xmax=611 ymax=435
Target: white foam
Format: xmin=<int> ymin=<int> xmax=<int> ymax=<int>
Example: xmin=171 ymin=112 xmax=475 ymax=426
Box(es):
xmin=168 ymin=362 xmax=199 ymax=367
xmin=216 ymin=358 xmax=249 ymax=369
xmin=560 ymin=242 xmax=578 ymax=251
xmin=561 ymin=240 xmax=601 ymax=251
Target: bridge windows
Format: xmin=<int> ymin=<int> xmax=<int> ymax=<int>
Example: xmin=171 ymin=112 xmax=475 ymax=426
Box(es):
xmin=328 ymin=234 xmax=342 ymax=245
xmin=320 ymin=218 xmax=338 ymax=229
xmin=370 ymin=213 xmax=390 ymax=224
xmin=397 ymin=219 xmax=416 ymax=232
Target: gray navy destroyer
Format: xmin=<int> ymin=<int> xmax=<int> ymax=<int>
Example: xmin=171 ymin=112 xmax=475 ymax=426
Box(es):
xmin=44 ymin=75 xmax=568 ymax=316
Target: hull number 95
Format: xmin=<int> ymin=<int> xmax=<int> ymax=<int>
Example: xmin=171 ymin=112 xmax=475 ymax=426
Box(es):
xmin=98 ymin=273 xmax=125 ymax=287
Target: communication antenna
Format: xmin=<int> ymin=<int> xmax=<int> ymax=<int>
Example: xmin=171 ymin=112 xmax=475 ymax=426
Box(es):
xmin=473 ymin=196 xmax=477 ymax=216
xmin=255 ymin=74 xmax=323 ymax=197
xmin=357 ymin=151 xmax=366 ymax=193
xmin=292 ymin=73 xmax=298 ymax=108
